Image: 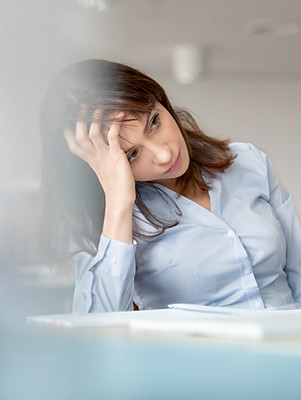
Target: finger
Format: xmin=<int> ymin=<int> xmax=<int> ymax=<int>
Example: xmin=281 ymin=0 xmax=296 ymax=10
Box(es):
xmin=89 ymin=108 xmax=106 ymax=149
xmin=75 ymin=104 xmax=89 ymax=141
xmin=64 ymin=128 xmax=90 ymax=162
xmin=107 ymin=112 xmax=124 ymax=152
xmin=75 ymin=120 xmax=89 ymax=142
xmin=64 ymin=128 xmax=84 ymax=156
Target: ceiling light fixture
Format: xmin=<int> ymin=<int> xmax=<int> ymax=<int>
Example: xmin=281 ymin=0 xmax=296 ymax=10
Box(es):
xmin=172 ymin=44 xmax=203 ymax=84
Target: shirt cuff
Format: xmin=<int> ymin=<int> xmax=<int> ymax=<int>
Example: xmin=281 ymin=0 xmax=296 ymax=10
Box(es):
xmin=90 ymin=234 xmax=137 ymax=279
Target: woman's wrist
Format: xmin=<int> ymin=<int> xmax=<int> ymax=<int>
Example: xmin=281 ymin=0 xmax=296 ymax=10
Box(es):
xmin=102 ymin=203 xmax=134 ymax=243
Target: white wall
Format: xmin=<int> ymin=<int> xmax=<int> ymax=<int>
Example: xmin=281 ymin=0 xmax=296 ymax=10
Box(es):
xmin=154 ymin=76 xmax=301 ymax=214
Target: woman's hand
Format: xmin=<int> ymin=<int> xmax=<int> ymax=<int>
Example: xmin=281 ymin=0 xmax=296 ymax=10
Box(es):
xmin=64 ymin=109 xmax=136 ymax=208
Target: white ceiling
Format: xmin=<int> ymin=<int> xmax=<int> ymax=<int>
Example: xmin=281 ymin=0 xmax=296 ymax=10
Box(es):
xmin=1 ymin=0 xmax=301 ymax=81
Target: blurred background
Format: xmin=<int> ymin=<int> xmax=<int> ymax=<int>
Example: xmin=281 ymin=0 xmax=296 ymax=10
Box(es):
xmin=0 ymin=0 xmax=301 ymax=317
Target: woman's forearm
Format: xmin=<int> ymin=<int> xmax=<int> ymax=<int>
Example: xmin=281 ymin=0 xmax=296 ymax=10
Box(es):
xmin=102 ymin=201 xmax=134 ymax=244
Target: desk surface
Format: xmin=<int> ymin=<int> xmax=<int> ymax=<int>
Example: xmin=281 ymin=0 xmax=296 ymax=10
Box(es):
xmin=1 ymin=323 xmax=301 ymax=400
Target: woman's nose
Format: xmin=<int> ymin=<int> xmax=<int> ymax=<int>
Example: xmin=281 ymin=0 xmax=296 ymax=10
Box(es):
xmin=153 ymin=144 xmax=172 ymax=164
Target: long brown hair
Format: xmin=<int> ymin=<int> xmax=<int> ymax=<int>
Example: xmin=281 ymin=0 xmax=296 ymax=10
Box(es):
xmin=39 ymin=59 xmax=234 ymax=263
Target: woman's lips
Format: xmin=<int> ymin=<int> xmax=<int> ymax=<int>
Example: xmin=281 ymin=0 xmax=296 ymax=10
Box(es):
xmin=164 ymin=153 xmax=181 ymax=174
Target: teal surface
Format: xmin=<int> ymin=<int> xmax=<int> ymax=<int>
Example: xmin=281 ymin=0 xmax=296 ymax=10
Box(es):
xmin=2 ymin=327 xmax=301 ymax=400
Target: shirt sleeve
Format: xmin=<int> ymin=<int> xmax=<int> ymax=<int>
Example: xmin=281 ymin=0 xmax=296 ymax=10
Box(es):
xmin=254 ymin=145 xmax=301 ymax=302
xmin=71 ymin=234 xmax=137 ymax=313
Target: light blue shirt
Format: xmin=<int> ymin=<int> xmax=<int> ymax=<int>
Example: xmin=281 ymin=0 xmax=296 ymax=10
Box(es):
xmin=72 ymin=143 xmax=301 ymax=313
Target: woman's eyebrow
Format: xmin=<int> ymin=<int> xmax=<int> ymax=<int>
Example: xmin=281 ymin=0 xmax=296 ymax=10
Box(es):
xmin=119 ymin=111 xmax=154 ymax=153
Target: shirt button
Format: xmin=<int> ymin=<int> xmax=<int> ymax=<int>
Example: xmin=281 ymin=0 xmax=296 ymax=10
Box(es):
xmin=227 ymin=230 xmax=235 ymax=238
xmin=254 ymin=300 xmax=262 ymax=309
xmin=111 ymin=256 xmax=118 ymax=264
xmin=243 ymin=268 xmax=250 ymax=275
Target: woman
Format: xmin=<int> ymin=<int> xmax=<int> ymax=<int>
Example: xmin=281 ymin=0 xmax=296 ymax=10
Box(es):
xmin=40 ymin=59 xmax=301 ymax=313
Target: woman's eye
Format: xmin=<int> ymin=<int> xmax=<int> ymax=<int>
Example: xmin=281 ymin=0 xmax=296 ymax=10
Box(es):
xmin=128 ymin=149 xmax=139 ymax=163
xmin=150 ymin=113 xmax=160 ymax=131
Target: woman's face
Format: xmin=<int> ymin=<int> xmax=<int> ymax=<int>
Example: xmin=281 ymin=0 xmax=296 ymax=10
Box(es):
xmin=118 ymin=102 xmax=190 ymax=190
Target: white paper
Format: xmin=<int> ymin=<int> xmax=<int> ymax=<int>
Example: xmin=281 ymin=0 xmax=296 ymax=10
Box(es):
xmin=28 ymin=305 xmax=301 ymax=341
